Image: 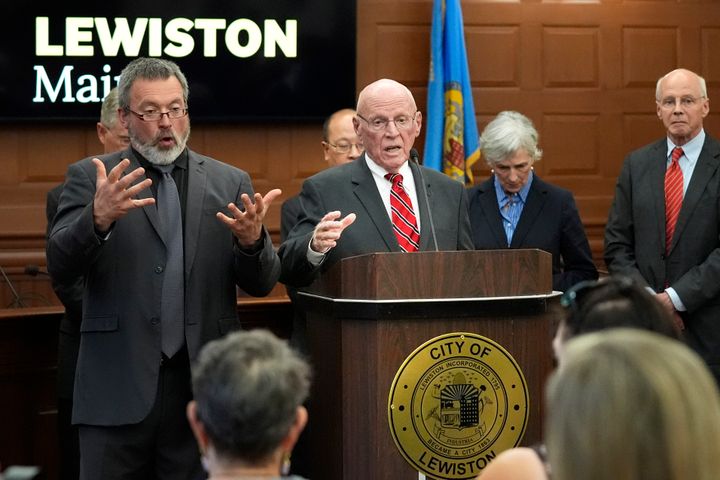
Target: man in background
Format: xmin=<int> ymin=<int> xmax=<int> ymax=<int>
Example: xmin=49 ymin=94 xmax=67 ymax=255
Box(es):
xmin=45 ymin=87 xmax=128 ymax=480
xmin=605 ymin=68 xmax=720 ymax=384
xmin=280 ymin=108 xmax=363 ymax=241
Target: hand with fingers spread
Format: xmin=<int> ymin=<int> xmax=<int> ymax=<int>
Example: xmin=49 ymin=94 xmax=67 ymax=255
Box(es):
xmin=93 ymin=158 xmax=155 ymax=233
xmin=217 ymin=188 xmax=282 ymax=248
xmin=311 ymin=211 xmax=357 ymax=253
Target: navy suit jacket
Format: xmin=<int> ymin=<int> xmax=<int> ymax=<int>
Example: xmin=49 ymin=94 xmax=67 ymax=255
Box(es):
xmin=468 ymin=175 xmax=597 ymax=291
xmin=47 ymin=147 xmax=281 ymax=426
xmin=279 ymin=154 xmax=474 ymax=288
xmin=605 ymin=134 xmax=720 ymax=380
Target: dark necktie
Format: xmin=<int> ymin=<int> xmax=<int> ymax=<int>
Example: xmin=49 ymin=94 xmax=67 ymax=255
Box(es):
xmin=154 ymin=164 xmax=185 ymax=357
xmin=664 ymin=146 xmax=684 ymax=254
xmin=385 ymin=173 xmax=420 ymax=252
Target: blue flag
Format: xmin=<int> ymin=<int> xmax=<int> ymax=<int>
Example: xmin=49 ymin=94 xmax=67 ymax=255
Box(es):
xmin=423 ymin=0 xmax=480 ymax=185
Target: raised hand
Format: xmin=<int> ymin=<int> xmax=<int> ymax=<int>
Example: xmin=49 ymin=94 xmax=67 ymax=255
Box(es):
xmin=217 ymin=188 xmax=282 ymax=248
xmin=311 ymin=210 xmax=357 ymax=253
xmin=93 ymin=158 xmax=155 ymax=233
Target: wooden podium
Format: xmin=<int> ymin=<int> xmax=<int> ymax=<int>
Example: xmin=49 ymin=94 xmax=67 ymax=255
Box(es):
xmin=296 ymin=249 xmax=562 ymax=480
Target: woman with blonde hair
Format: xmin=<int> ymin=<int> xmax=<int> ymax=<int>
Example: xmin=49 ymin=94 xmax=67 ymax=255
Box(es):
xmin=547 ymin=328 xmax=720 ymax=480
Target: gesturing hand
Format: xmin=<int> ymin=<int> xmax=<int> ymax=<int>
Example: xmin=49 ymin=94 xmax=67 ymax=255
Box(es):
xmin=93 ymin=158 xmax=155 ymax=233
xmin=217 ymin=189 xmax=282 ymax=248
xmin=310 ymin=211 xmax=357 ymax=253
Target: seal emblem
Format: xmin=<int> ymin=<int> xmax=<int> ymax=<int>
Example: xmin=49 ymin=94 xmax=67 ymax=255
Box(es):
xmin=388 ymin=332 xmax=529 ymax=479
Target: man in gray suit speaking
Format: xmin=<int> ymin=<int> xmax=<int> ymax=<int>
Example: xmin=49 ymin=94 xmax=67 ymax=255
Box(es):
xmin=47 ymin=57 xmax=281 ymax=479
xmin=279 ymin=78 xmax=473 ymax=288
xmin=605 ymin=68 xmax=720 ymax=383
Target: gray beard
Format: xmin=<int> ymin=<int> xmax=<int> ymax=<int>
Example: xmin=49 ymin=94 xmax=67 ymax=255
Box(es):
xmin=130 ymin=126 xmax=191 ymax=166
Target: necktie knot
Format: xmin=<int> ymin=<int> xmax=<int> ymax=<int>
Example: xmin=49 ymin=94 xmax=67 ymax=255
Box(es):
xmin=385 ymin=173 xmax=403 ymax=187
xmin=671 ymin=147 xmax=684 ymax=164
xmin=154 ymin=164 xmax=175 ymax=176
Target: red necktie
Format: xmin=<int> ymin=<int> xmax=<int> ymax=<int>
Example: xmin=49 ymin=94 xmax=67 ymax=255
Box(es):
xmin=664 ymin=146 xmax=684 ymax=254
xmin=385 ymin=173 xmax=420 ymax=252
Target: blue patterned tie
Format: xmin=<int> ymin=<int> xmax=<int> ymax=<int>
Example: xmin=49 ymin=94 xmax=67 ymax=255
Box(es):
xmin=155 ymin=164 xmax=184 ymax=357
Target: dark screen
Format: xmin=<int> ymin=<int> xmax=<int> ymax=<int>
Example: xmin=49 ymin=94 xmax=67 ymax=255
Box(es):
xmin=0 ymin=1 xmax=356 ymax=122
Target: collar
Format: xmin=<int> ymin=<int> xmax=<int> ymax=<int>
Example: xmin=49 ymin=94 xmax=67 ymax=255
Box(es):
xmin=494 ymin=170 xmax=534 ymax=206
xmin=666 ymin=129 xmax=704 ymax=164
xmin=364 ymin=153 xmax=412 ymax=181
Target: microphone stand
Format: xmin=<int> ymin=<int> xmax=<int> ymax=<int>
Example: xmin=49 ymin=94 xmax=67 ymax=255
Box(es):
xmin=410 ymin=148 xmax=439 ymax=252
xmin=1 ymin=264 xmax=26 ymax=308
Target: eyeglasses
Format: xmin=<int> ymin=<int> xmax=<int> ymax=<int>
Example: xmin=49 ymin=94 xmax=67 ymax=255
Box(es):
xmin=127 ymin=107 xmax=188 ymax=122
xmin=326 ymin=142 xmax=364 ymax=154
xmin=657 ymin=96 xmax=706 ymax=110
xmin=560 ymin=276 xmax=635 ymax=313
xmin=356 ymin=112 xmax=417 ymax=132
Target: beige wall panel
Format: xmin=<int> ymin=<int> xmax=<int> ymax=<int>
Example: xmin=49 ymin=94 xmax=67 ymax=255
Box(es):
xmin=543 ymin=27 xmax=599 ymax=88
xmin=542 ymin=114 xmax=600 ymax=175
xmin=622 ymin=27 xmax=678 ymax=87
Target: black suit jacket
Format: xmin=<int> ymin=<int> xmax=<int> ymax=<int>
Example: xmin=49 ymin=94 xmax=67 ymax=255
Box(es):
xmin=279 ymin=154 xmax=474 ymax=288
xmin=468 ymin=175 xmax=597 ymax=291
xmin=46 ymin=183 xmax=84 ymax=400
xmin=280 ymin=194 xmax=302 ymax=243
xmin=605 ymin=134 xmax=720 ymax=379
xmin=47 ymin=147 xmax=281 ymax=426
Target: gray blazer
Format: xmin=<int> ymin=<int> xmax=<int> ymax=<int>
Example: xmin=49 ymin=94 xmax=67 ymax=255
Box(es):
xmin=279 ymin=154 xmax=473 ymax=288
xmin=605 ymin=134 xmax=720 ymax=378
xmin=47 ymin=147 xmax=281 ymax=426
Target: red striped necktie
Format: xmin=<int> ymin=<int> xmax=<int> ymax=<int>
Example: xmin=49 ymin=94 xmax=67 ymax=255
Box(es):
xmin=385 ymin=173 xmax=420 ymax=252
xmin=665 ymin=146 xmax=684 ymax=254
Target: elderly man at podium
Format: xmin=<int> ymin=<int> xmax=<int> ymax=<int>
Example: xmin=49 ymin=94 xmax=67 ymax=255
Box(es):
xmin=279 ymin=78 xmax=473 ymax=288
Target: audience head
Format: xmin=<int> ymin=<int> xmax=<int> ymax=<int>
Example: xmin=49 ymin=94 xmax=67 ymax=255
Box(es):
xmin=655 ymin=68 xmax=709 ymax=146
xmin=480 ymin=111 xmax=542 ymax=194
xmin=354 ymin=78 xmax=422 ymax=174
xmin=322 ymin=108 xmax=364 ymax=167
xmin=96 ymin=87 xmax=130 ymax=154
xmin=554 ymin=275 xmax=681 ymax=359
xmin=187 ymin=329 xmax=311 ymax=477
xmin=117 ymin=57 xmax=191 ymax=166
xmin=546 ymin=328 xmax=720 ymax=480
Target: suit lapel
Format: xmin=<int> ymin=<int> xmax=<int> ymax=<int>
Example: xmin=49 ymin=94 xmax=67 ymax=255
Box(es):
xmin=184 ymin=152 xmax=206 ymax=274
xmin=409 ymin=161 xmax=436 ymax=251
xmin=351 ymin=155 xmax=398 ymax=251
xmin=647 ymin=141 xmax=668 ymax=253
xmin=670 ymin=137 xmax=720 ymax=253
xmin=510 ymin=176 xmax=547 ymax=248
xmin=128 ymin=149 xmax=163 ymax=242
xmin=476 ymin=178 xmax=508 ymax=247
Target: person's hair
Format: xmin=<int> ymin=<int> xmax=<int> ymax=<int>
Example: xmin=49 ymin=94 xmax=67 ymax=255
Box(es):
xmin=546 ymin=328 xmax=720 ymax=480
xmin=559 ymin=275 xmax=681 ymax=343
xmin=480 ymin=111 xmax=543 ymax=166
xmin=117 ymin=57 xmax=189 ymax=111
xmin=191 ymin=329 xmax=312 ymax=462
xmin=322 ymin=108 xmax=356 ymax=142
xmin=99 ymin=87 xmax=120 ymax=128
xmin=655 ymin=68 xmax=707 ymax=101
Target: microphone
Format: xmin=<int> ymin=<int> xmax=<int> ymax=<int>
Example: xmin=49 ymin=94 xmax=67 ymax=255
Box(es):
xmin=410 ymin=148 xmax=439 ymax=252
xmin=0 ymin=264 xmax=25 ymax=308
xmin=24 ymin=265 xmax=51 ymax=277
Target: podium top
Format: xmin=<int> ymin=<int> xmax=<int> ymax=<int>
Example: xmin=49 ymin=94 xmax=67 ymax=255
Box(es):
xmin=302 ymin=249 xmax=552 ymax=300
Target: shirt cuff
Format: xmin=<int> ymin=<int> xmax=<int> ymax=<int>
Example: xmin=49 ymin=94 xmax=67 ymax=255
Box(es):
xmin=665 ymin=287 xmax=687 ymax=312
xmin=306 ymin=237 xmax=325 ymax=266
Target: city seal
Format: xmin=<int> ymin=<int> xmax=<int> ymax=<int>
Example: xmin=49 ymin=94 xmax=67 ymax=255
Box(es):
xmin=388 ymin=332 xmax=529 ymax=479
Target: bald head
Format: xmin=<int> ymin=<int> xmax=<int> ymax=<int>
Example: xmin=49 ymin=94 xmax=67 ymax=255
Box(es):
xmin=655 ymin=68 xmax=707 ymax=101
xmin=356 ymin=79 xmax=417 ymax=114
xmin=354 ymin=79 xmax=422 ymax=173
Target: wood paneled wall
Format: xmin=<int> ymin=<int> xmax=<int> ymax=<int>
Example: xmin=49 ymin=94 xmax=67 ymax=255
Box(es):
xmin=2 ymin=0 xmax=720 ymax=304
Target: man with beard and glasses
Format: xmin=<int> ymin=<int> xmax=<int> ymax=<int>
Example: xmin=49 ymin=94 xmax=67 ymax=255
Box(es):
xmin=47 ymin=57 xmax=282 ymax=480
